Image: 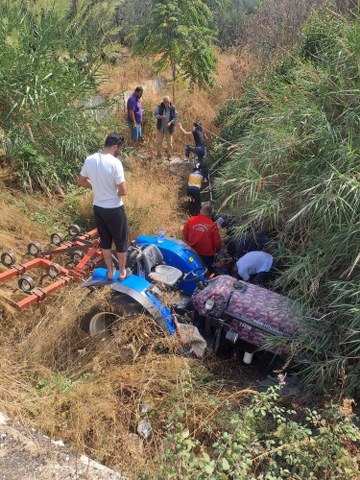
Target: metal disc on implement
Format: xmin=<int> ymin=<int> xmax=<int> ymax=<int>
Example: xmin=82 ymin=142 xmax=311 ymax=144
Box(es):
xmin=50 ymin=232 xmax=64 ymax=246
xmin=68 ymin=224 xmax=81 ymax=237
xmin=47 ymin=263 xmax=61 ymax=278
xmin=18 ymin=274 xmax=36 ymax=293
xmin=27 ymin=242 xmax=42 ymax=256
xmin=71 ymin=250 xmax=85 ymax=265
xmin=1 ymin=252 xmax=16 ymax=267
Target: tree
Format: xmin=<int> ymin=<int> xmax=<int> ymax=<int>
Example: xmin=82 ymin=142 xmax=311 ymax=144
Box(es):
xmin=133 ymin=0 xmax=217 ymax=100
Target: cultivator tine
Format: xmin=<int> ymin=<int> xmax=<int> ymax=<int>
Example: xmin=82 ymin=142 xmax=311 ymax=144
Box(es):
xmin=0 ymin=228 xmax=103 ymax=310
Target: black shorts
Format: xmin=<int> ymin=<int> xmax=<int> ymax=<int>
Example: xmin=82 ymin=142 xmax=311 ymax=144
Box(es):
xmin=93 ymin=205 xmax=128 ymax=252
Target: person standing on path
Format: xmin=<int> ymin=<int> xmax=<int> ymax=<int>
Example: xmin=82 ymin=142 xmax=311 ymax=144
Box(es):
xmin=77 ymin=132 xmax=129 ymax=282
xmin=127 ymin=86 xmax=143 ymax=145
xmin=154 ymin=96 xmax=178 ymax=159
xmin=182 ymin=203 xmax=222 ymax=274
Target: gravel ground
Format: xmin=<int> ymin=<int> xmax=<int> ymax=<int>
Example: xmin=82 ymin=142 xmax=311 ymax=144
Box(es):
xmin=0 ymin=412 xmax=127 ymax=480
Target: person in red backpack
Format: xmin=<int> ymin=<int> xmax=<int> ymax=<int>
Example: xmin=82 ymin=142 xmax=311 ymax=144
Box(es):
xmin=182 ymin=203 xmax=222 ymax=274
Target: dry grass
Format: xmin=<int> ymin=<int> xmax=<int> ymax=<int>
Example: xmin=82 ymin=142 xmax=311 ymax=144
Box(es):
xmin=0 ymin=54 xmax=258 ymax=479
xmin=99 ymin=49 xmax=237 ymax=157
xmin=0 ymin=284 xmax=256 ymax=477
xmin=125 ymin=158 xmax=185 ymax=238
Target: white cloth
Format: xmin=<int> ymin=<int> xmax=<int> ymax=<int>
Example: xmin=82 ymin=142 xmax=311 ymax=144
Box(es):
xmin=236 ymin=251 xmax=273 ymax=281
xmin=80 ymin=153 xmax=125 ymax=208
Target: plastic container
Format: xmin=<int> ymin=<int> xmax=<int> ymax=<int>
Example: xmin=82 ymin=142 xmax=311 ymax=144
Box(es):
xmin=137 ymin=419 xmax=152 ymax=439
xmin=243 ymin=351 xmax=254 ymax=364
xmin=157 ymin=228 xmax=165 ymax=243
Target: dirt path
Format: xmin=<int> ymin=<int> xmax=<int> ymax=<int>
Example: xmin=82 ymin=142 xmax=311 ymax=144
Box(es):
xmin=0 ymin=412 xmax=126 ymax=480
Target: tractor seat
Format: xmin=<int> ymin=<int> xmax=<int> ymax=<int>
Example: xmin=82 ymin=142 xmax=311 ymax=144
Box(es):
xmin=141 ymin=244 xmax=183 ymax=286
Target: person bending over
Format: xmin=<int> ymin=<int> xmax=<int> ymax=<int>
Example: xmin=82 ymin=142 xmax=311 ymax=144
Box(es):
xmin=182 ymin=203 xmax=221 ymax=274
xmin=78 ymin=132 xmax=129 ymax=282
xmin=233 ymin=251 xmax=275 ymax=286
xmin=179 ymin=121 xmax=207 ymax=165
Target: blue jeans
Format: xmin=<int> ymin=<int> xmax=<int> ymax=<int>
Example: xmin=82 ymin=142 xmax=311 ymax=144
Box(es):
xmin=128 ymin=122 xmax=142 ymax=141
xmin=185 ymin=145 xmax=206 ymax=163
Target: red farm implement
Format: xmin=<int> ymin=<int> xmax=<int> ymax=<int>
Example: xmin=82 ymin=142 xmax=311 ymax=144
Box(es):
xmin=0 ymin=225 xmax=103 ymax=310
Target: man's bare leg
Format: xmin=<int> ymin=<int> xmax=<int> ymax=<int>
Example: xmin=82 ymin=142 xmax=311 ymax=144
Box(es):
xmin=102 ymin=249 xmax=114 ymax=280
xmin=117 ymin=251 xmax=127 ymax=279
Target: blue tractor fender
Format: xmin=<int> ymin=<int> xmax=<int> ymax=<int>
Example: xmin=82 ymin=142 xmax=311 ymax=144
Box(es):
xmin=81 ymin=268 xmax=176 ymax=335
xmin=110 ymin=273 xmax=176 ymax=335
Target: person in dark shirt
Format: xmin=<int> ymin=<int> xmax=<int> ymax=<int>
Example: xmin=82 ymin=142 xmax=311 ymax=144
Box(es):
xmin=227 ymin=230 xmax=270 ymax=259
xmin=186 ymin=163 xmax=207 ymax=216
xmin=179 ymin=122 xmax=207 ymax=165
xmin=154 ymin=96 xmax=178 ymax=160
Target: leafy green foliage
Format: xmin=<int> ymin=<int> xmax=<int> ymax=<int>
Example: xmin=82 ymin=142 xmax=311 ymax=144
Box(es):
xmin=133 ymin=0 xmax=217 ymax=97
xmin=208 ymin=0 xmax=260 ymax=48
xmin=212 ymin=7 xmax=360 ymax=395
xmin=0 ymin=0 xmax=119 ymax=192
xmin=142 ymin=386 xmax=360 ymax=479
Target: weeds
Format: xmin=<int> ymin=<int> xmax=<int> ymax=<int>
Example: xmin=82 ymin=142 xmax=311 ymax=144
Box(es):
xmin=212 ymin=5 xmax=360 ymax=395
xmin=0 ymin=0 xmax=121 ymax=193
xmin=143 ymin=385 xmax=360 ymax=479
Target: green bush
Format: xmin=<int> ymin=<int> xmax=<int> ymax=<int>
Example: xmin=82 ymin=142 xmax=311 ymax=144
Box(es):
xmin=143 ymin=386 xmax=360 ymax=479
xmin=211 ymin=6 xmax=360 ymax=395
xmin=0 ymin=0 xmax=120 ymax=192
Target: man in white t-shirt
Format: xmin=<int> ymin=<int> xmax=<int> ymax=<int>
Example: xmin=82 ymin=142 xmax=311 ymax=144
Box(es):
xmin=77 ymin=132 xmax=128 ymax=282
xmin=234 ymin=251 xmax=274 ymax=285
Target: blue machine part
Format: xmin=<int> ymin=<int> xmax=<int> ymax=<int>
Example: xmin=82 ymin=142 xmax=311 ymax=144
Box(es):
xmin=82 ymin=268 xmax=175 ymax=335
xmin=91 ymin=267 xmax=115 ymax=280
xmin=136 ymin=235 xmax=204 ymax=295
xmin=145 ymin=290 xmax=175 ymax=335
xmin=111 ymin=274 xmax=175 ymax=335
xmin=115 ymin=272 xmax=150 ymax=290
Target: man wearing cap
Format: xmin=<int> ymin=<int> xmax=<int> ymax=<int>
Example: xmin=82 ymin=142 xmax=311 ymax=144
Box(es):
xmin=127 ymin=86 xmax=143 ymax=144
xmin=154 ymin=95 xmax=178 ymax=159
xmin=183 ymin=203 xmax=222 ymax=274
xmin=78 ymin=132 xmax=129 ymax=282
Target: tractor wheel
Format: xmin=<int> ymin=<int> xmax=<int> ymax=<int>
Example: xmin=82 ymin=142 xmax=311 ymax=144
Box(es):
xmin=18 ymin=274 xmax=35 ymax=293
xmin=27 ymin=242 xmax=42 ymax=256
xmin=68 ymin=224 xmax=81 ymax=237
xmin=88 ymin=311 xmax=121 ymax=342
xmin=50 ymin=232 xmax=64 ymax=246
xmin=1 ymin=252 xmax=16 ymax=267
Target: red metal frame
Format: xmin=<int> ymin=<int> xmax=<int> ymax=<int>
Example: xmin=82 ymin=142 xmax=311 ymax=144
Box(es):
xmin=0 ymin=229 xmax=105 ymax=310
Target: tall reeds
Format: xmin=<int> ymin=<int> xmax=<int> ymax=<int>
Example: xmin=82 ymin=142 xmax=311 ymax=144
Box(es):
xmin=212 ymin=5 xmax=360 ymax=395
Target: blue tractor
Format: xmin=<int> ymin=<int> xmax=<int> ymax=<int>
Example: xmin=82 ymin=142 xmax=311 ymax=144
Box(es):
xmin=81 ymin=235 xmax=301 ymax=364
xmin=81 ymin=235 xmax=206 ymax=340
